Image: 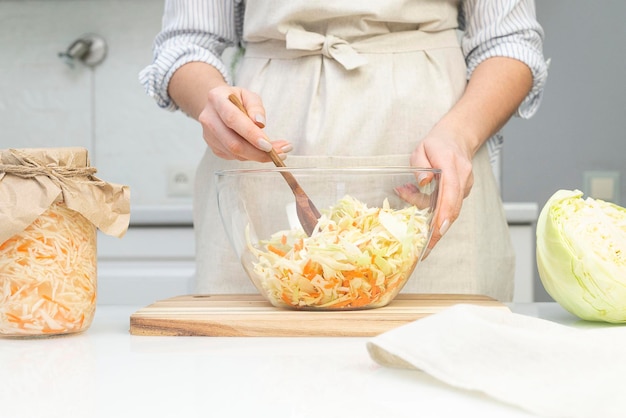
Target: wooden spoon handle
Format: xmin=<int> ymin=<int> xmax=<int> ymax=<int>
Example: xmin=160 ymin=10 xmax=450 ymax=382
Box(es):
xmin=267 ymin=149 xmax=286 ymax=168
xmin=227 ymin=94 xmax=321 ymax=235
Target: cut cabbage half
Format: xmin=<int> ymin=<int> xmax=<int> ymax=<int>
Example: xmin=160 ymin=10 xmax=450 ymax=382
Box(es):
xmin=536 ymin=189 xmax=626 ymax=323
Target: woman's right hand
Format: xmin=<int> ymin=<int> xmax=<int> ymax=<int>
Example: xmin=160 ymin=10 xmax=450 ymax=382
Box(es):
xmin=197 ymin=85 xmax=292 ymax=162
xmin=168 ymin=62 xmax=292 ymax=162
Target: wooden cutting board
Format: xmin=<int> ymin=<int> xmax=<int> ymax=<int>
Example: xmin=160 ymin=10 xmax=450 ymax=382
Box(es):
xmin=129 ymin=294 xmax=509 ymax=337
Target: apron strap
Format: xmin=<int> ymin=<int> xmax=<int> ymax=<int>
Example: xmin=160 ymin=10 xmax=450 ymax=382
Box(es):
xmin=245 ymin=28 xmax=460 ymax=71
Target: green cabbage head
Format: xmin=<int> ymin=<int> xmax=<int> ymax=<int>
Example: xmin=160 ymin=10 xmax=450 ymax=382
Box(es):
xmin=536 ymin=189 xmax=626 ymax=323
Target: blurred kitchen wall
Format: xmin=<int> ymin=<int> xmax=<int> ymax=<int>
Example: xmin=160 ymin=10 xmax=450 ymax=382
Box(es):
xmin=0 ymin=0 xmax=205 ymax=208
xmin=502 ymin=1 xmax=626 ymax=207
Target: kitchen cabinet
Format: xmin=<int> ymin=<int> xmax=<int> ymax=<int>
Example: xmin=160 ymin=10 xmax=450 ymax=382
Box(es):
xmin=97 ymin=227 xmax=195 ymax=305
xmin=505 ymin=202 xmax=539 ymax=303
xmin=97 ymin=202 xmax=538 ymax=305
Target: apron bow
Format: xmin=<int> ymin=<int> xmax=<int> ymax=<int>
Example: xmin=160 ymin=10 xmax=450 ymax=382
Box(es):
xmin=285 ymin=28 xmax=367 ymax=71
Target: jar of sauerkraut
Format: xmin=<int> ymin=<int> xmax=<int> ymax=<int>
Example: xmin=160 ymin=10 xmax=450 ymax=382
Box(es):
xmin=0 ymin=148 xmax=130 ymax=338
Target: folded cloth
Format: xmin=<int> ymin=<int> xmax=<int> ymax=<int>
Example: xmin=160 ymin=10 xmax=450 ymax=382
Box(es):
xmin=367 ymin=304 xmax=626 ymax=418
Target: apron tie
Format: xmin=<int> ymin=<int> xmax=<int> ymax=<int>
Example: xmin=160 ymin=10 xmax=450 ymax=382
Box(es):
xmin=285 ymin=28 xmax=367 ymax=71
xmin=244 ymin=29 xmax=460 ymax=71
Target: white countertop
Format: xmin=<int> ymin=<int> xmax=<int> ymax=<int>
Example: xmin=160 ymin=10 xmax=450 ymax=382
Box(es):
xmin=0 ymin=303 xmax=586 ymax=418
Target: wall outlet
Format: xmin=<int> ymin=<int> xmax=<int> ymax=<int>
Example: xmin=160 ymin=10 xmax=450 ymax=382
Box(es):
xmin=167 ymin=166 xmax=195 ymax=197
xmin=583 ymin=170 xmax=620 ymax=203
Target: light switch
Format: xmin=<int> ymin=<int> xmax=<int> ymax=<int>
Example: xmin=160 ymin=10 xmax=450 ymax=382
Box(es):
xmin=583 ymin=171 xmax=620 ymax=203
xmin=167 ymin=165 xmax=195 ymax=197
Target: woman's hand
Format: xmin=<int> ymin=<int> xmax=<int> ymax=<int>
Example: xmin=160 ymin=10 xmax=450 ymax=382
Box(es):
xmin=409 ymin=129 xmax=475 ymax=251
xmin=198 ymin=86 xmax=292 ymax=162
xmin=408 ymin=57 xmax=534 ymax=253
xmin=168 ymin=62 xmax=292 ymax=162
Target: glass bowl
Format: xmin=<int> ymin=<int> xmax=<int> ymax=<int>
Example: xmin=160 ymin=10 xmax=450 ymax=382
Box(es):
xmin=215 ymin=167 xmax=441 ymax=310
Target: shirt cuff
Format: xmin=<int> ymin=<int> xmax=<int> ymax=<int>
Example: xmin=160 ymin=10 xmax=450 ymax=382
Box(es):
xmin=139 ymin=45 xmax=232 ymax=112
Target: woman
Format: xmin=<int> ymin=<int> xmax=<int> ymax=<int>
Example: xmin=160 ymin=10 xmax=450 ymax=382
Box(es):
xmin=140 ymin=0 xmax=548 ymax=301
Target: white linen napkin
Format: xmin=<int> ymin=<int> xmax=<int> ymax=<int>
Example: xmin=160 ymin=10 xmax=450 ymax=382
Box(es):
xmin=367 ymin=304 xmax=626 ymax=418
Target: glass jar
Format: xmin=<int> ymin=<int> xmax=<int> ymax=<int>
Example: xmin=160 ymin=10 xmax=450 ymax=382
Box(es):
xmin=0 ymin=201 xmax=97 ymax=337
xmin=0 ymin=147 xmax=129 ymax=338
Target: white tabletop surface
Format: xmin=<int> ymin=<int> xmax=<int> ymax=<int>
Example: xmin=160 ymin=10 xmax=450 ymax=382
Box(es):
xmin=0 ymin=303 xmax=583 ymax=418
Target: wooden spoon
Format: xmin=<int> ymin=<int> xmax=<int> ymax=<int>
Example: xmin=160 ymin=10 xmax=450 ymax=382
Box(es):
xmin=228 ymin=94 xmax=321 ymax=236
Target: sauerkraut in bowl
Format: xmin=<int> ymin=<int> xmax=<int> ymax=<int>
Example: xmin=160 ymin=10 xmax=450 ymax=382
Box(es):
xmin=216 ymin=167 xmax=440 ymax=310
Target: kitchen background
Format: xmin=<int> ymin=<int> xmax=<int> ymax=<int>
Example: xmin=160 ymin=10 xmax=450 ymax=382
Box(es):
xmin=1 ymin=0 xmax=624 ymax=304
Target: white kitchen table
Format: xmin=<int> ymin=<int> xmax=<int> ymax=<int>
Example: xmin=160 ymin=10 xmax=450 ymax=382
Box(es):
xmin=0 ymin=303 xmax=583 ymax=418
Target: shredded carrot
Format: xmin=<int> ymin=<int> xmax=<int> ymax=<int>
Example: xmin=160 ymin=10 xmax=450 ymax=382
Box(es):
xmin=302 ymin=259 xmax=321 ymax=280
xmin=281 ymin=292 xmax=292 ymax=305
xmin=42 ymin=294 xmax=71 ymax=312
xmin=267 ymin=244 xmax=287 ymax=257
xmin=5 ymin=312 xmax=22 ymax=323
xmin=326 ymin=297 xmax=353 ymax=308
xmin=324 ymin=278 xmax=339 ymax=289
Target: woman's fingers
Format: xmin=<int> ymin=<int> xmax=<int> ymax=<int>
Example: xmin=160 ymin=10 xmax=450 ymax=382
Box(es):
xmin=199 ymin=87 xmax=291 ymax=162
xmin=393 ymin=179 xmax=438 ymax=210
xmin=239 ymin=91 xmax=267 ymax=129
xmin=410 ymin=138 xmax=474 ymax=251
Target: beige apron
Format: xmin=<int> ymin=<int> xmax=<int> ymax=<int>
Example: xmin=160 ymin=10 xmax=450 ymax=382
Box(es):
xmin=194 ymin=0 xmax=515 ymax=301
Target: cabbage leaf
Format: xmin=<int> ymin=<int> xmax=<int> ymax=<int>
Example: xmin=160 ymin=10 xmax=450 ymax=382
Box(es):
xmin=536 ymin=189 xmax=626 ymax=323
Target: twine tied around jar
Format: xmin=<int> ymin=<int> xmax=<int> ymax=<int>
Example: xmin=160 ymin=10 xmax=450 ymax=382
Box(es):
xmin=0 ymin=148 xmax=105 ymax=188
xmin=0 ymin=147 xmax=130 ymax=243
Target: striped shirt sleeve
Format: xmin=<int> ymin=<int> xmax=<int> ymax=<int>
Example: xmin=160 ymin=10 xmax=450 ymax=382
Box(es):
xmin=138 ymin=0 xmax=243 ymax=111
xmin=460 ymin=0 xmax=549 ymax=119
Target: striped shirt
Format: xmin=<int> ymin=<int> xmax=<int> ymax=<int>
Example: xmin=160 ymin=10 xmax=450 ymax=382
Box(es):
xmin=139 ymin=0 xmax=548 ymax=119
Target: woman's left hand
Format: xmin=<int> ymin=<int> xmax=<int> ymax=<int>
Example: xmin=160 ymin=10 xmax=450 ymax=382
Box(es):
xmin=404 ymin=56 xmax=534 ymax=254
xmin=409 ymin=130 xmax=475 ymax=251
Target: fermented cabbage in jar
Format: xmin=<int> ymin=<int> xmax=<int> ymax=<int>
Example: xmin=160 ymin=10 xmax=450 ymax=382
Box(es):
xmin=0 ymin=147 xmax=129 ymax=338
xmin=0 ymin=202 xmax=97 ymax=337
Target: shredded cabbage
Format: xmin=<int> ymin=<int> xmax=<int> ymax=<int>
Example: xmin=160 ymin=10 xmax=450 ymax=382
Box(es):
xmin=0 ymin=202 xmax=97 ymax=336
xmin=246 ymin=195 xmax=431 ymax=309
